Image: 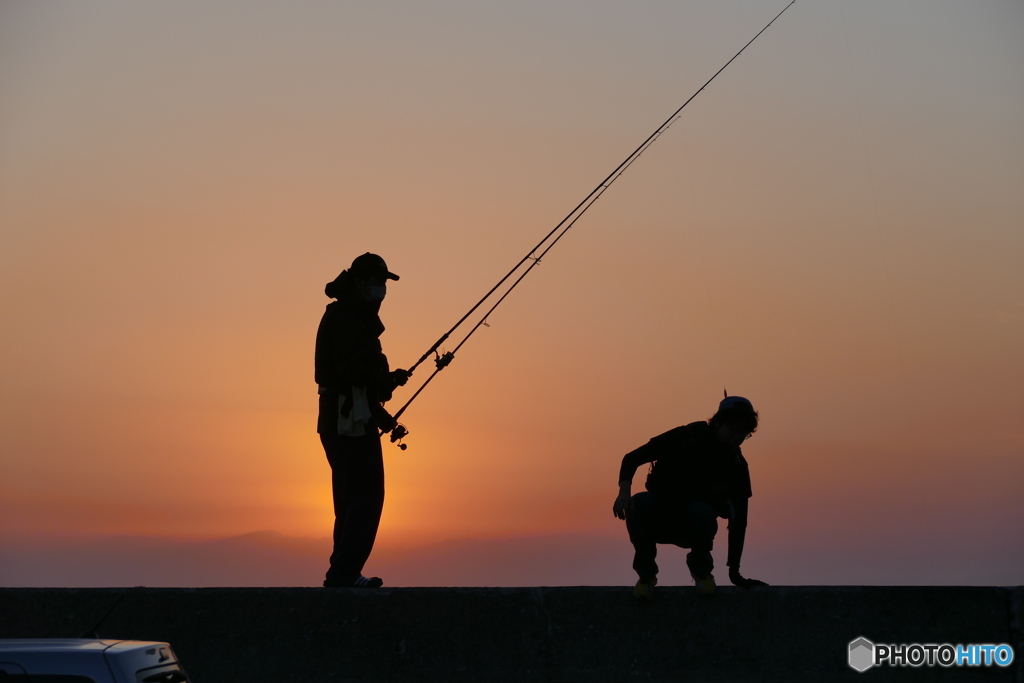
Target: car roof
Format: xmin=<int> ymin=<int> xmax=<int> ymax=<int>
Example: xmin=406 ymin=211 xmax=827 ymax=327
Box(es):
xmin=0 ymin=639 xmax=122 ymax=653
xmin=0 ymin=639 xmax=171 ymax=654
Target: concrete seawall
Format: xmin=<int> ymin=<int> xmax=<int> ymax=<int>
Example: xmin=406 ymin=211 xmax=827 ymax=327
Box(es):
xmin=1 ymin=587 xmax=1021 ymax=682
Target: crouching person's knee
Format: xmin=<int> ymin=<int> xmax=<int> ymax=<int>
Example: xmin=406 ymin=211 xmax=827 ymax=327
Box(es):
xmin=626 ymin=491 xmax=656 ymax=538
xmin=685 ymin=500 xmax=719 ymax=544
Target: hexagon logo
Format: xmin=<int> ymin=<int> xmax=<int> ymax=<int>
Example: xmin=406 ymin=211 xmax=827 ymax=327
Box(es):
xmin=848 ymin=637 xmax=875 ymax=672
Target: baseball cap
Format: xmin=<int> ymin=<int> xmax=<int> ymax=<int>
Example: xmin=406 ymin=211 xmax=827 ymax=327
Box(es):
xmin=719 ymin=395 xmax=754 ymax=412
xmin=350 ymin=253 xmax=399 ymax=281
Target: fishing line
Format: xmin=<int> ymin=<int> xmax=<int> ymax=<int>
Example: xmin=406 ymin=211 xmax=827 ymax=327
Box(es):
xmin=393 ymin=116 xmax=683 ymax=423
xmin=388 ymin=1 xmax=797 ymax=446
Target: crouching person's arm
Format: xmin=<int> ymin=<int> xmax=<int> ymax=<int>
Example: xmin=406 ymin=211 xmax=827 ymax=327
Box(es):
xmin=727 ymin=497 xmax=768 ymax=589
xmin=612 ymin=444 xmax=655 ymax=520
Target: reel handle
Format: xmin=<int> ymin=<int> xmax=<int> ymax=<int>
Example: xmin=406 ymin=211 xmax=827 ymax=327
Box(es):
xmin=389 ymin=423 xmax=410 ymax=450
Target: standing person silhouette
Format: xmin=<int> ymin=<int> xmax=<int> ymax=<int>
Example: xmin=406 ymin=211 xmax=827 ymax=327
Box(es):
xmin=613 ymin=395 xmax=768 ymax=599
xmin=315 ymin=253 xmax=409 ymax=588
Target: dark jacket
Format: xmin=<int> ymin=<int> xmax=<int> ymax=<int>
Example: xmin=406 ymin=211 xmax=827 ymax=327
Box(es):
xmin=618 ymin=420 xmax=753 ymax=569
xmin=315 ymin=270 xmax=395 ymax=434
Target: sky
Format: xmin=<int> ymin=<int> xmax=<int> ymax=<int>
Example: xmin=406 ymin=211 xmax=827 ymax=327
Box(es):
xmin=1 ymin=0 xmax=1022 ymax=587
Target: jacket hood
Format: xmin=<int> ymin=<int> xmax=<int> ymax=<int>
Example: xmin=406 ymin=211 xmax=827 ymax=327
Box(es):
xmin=324 ymin=269 xmax=384 ymax=323
xmin=325 ymin=269 xmax=356 ymax=300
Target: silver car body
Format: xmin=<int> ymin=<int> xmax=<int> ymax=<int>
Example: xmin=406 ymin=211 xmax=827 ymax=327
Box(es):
xmin=0 ymin=639 xmax=189 ymax=683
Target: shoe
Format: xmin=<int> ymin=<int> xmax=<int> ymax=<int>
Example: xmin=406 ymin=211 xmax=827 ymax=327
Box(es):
xmin=633 ymin=576 xmax=657 ymax=600
xmin=323 ymin=575 xmax=384 ymax=588
xmin=354 ymin=575 xmax=383 ymax=588
xmin=694 ymin=574 xmax=716 ymax=596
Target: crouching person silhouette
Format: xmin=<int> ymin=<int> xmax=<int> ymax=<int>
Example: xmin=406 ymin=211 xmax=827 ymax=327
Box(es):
xmin=612 ymin=395 xmax=768 ymax=599
xmin=315 ymin=253 xmax=410 ymax=588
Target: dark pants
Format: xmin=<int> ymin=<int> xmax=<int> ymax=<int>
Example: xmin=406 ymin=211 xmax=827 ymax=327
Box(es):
xmin=321 ymin=430 xmax=385 ymax=584
xmin=625 ymin=492 xmax=718 ymax=580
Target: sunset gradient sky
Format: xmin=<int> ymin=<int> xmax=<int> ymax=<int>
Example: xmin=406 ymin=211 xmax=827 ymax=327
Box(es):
xmin=1 ymin=0 xmax=1022 ymax=585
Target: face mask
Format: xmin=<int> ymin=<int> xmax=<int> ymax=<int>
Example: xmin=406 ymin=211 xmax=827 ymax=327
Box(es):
xmin=362 ymin=284 xmax=386 ymax=302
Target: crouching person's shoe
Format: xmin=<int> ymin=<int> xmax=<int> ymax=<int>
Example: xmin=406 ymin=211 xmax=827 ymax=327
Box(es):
xmin=693 ymin=574 xmax=716 ymax=596
xmin=633 ymin=576 xmax=657 ymax=600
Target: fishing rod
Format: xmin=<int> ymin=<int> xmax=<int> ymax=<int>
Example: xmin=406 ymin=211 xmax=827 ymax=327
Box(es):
xmin=387 ymin=1 xmax=796 ymax=448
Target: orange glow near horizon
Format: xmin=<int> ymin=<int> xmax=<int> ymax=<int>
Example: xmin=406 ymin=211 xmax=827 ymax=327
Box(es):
xmin=1 ymin=0 xmax=1022 ymax=584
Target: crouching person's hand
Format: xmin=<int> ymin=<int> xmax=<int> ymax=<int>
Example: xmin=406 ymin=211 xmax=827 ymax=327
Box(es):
xmin=612 ymin=482 xmax=632 ymax=520
xmin=729 ymin=569 xmax=768 ymax=589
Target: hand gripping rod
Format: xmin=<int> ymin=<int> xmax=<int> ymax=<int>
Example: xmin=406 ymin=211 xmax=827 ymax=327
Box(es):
xmin=393 ymin=0 xmax=796 ymax=427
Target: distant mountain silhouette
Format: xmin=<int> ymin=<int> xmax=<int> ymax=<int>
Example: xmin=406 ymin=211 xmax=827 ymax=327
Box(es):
xmin=2 ymin=530 xmax=1019 ymax=586
xmin=0 ymin=531 xmax=327 ymax=587
xmin=0 ymin=532 xmax=637 ymax=587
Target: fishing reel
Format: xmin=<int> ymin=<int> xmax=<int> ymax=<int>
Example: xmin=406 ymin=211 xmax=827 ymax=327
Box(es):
xmin=434 ymin=350 xmax=455 ymax=370
xmin=389 ymin=423 xmax=409 ymax=450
